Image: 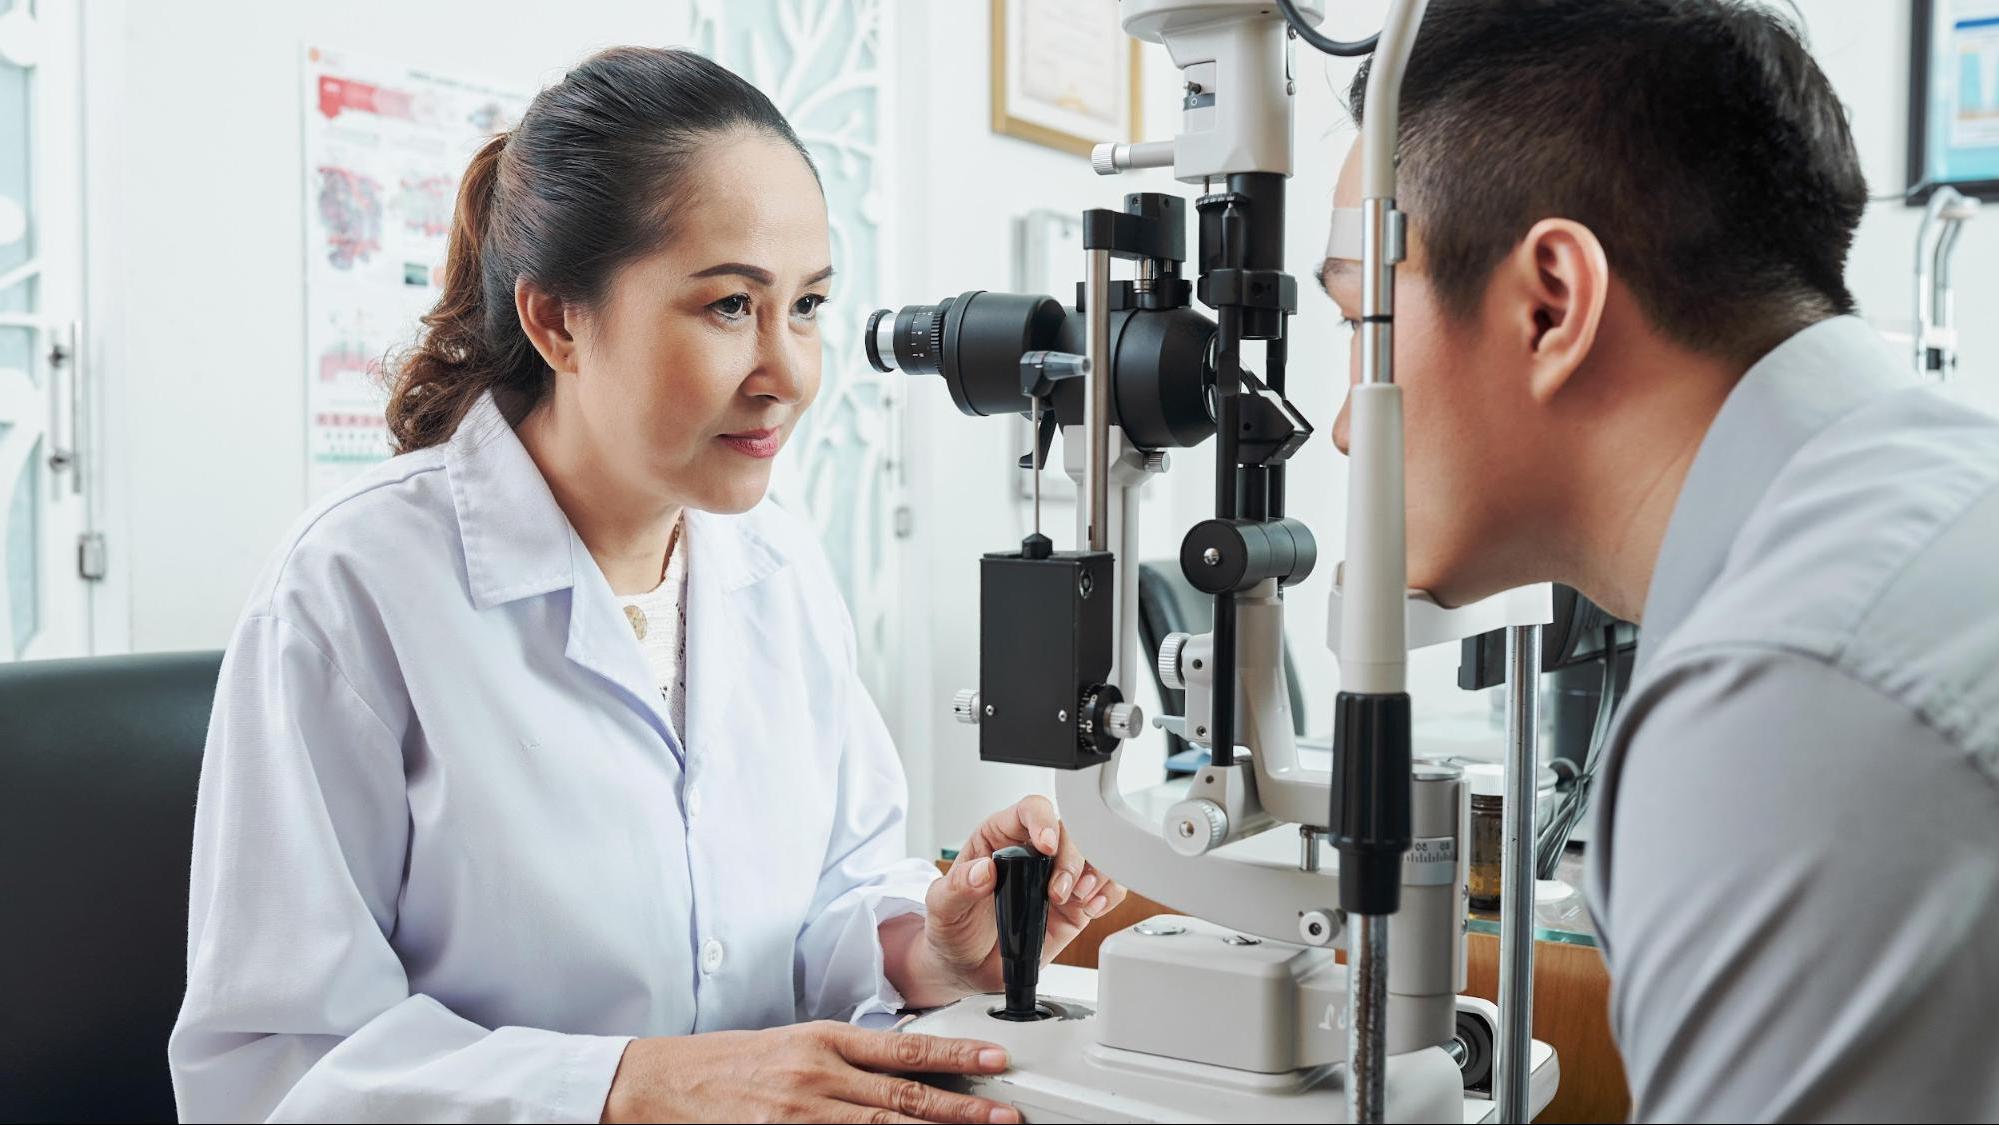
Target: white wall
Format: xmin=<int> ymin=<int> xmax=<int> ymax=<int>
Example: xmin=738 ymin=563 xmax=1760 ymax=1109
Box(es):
xmin=86 ymin=0 xmax=692 ymax=655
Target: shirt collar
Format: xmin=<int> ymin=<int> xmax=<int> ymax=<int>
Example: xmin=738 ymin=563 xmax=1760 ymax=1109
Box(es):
xmin=1637 ymin=316 xmax=1909 ymax=671
xmin=443 ymin=391 xmax=788 ymax=610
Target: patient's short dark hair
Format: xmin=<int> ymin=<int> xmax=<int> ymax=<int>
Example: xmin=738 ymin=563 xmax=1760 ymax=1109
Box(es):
xmin=1349 ymin=0 xmax=1868 ymax=362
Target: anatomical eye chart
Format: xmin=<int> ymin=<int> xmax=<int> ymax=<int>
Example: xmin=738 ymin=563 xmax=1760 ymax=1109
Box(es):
xmin=301 ymin=45 xmax=526 ymax=500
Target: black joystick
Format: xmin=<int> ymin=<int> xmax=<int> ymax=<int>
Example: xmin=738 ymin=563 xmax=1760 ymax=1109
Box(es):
xmin=990 ymin=845 xmax=1054 ymax=1021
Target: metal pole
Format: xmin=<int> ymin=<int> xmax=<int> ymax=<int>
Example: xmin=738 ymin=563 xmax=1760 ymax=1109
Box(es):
xmin=1348 ymin=913 xmax=1389 ymax=1124
xmin=1497 ymin=624 xmax=1541 ymax=1122
xmin=1083 ymin=248 xmax=1112 ymax=551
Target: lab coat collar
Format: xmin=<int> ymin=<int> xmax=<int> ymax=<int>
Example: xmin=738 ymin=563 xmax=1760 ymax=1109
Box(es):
xmin=1637 ymin=316 xmax=1907 ymax=673
xmin=444 ymin=390 xmax=791 ymax=761
xmin=446 ymin=393 xmax=577 ymax=610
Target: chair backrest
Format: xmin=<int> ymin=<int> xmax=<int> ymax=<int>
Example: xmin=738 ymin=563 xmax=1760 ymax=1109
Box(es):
xmin=1135 ymin=562 xmax=1306 ymax=772
xmin=0 ymin=651 xmax=224 ymax=1123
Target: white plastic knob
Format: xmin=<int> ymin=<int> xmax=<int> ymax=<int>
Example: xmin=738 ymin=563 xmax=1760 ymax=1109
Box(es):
xmin=1164 ymin=799 xmax=1228 ymax=857
xmin=1157 ymin=633 xmax=1191 ymax=690
xmin=952 ymin=688 xmax=981 ymax=725
xmin=1105 ymin=702 xmax=1144 ymax=741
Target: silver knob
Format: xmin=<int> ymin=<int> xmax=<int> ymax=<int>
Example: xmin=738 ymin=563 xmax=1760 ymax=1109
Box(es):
xmin=1297 ymin=909 xmax=1341 ymax=947
xmin=1142 ymin=450 xmax=1170 ymax=474
xmin=1105 ymin=702 xmax=1144 ymax=741
xmin=952 ymin=689 xmax=981 ymax=725
xmin=1164 ymin=799 xmax=1228 ymax=857
xmin=1157 ymin=632 xmax=1191 ymax=690
xmin=1091 ymin=142 xmax=1120 ymax=176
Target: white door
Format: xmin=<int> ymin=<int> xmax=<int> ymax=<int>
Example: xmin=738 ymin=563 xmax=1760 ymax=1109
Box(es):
xmin=0 ymin=0 xmax=96 ymax=662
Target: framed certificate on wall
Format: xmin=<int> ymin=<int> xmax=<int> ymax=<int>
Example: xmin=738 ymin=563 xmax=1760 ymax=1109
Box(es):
xmin=1908 ymin=0 xmax=1999 ymax=202
xmin=992 ymin=0 xmax=1143 ymax=156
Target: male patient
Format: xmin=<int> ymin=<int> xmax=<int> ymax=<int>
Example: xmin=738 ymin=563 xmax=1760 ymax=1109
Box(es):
xmin=1320 ymin=1 xmax=1999 ymax=1119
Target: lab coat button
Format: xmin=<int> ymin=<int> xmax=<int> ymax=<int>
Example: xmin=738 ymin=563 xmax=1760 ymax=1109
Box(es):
xmin=701 ymin=938 xmax=725 ymax=974
xmin=687 ymin=790 xmax=702 ymax=818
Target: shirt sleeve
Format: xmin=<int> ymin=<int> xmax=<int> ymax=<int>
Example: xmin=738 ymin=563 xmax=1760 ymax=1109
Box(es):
xmin=169 ymin=614 xmax=631 ymax=1123
xmin=791 ymin=631 xmax=941 ymax=1027
xmin=1596 ymin=646 xmax=1999 ymax=1123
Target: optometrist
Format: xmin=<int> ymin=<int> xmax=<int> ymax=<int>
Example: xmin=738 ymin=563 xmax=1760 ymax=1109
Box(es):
xmin=169 ymin=48 xmax=1126 ymax=1124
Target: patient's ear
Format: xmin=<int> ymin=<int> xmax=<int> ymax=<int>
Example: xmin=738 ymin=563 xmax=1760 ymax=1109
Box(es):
xmin=1496 ymin=219 xmax=1609 ymax=404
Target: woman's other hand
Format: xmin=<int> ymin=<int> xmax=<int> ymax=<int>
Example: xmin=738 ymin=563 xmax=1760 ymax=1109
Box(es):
xmin=600 ymin=1022 xmax=1020 ymax=1123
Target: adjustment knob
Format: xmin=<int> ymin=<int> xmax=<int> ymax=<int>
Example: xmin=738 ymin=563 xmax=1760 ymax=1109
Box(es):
xmin=953 ymin=689 xmax=981 ymax=725
xmin=1105 ymin=702 xmax=1144 ymax=741
xmin=991 ymin=845 xmax=1054 ymax=1020
xmin=1158 ymin=633 xmax=1192 ymax=690
xmin=1164 ymin=798 xmax=1228 ymax=857
xmin=1091 ymin=142 xmax=1120 ymax=177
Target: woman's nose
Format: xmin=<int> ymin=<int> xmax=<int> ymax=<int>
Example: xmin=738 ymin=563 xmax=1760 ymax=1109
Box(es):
xmin=749 ymin=323 xmax=811 ymax=404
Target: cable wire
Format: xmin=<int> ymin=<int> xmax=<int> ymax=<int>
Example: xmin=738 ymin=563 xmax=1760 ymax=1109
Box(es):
xmin=1277 ymin=0 xmax=1379 ymax=57
xmin=1534 ymin=624 xmax=1621 ymax=877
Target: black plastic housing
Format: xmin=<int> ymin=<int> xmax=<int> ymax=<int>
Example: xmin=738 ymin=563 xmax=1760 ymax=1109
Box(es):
xmin=978 ymin=549 xmax=1116 ymax=770
xmin=1328 ymin=691 xmax=1413 ymax=916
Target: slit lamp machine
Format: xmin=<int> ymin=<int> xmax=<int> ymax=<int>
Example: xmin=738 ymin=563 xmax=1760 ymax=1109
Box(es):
xmin=867 ymin=2 xmax=1560 ymax=1120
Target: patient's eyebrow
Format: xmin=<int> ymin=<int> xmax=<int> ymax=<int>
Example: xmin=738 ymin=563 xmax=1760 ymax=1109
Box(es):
xmin=1317 ymin=257 xmax=1358 ymax=296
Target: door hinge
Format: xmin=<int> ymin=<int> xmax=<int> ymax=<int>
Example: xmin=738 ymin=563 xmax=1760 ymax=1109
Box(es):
xmin=77 ymin=532 xmax=107 ymax=581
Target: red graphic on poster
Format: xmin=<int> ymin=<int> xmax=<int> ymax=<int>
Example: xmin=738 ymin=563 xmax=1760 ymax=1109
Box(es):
xmin=396 ymin=174 xmax=455 ymax=239
xmin=318 ymin=75 xmax=417 ymax=122
xmin=317 ymin=340 xmax=384 ymax=384
xmin=317 ymin=166 xmax=383 ymax=269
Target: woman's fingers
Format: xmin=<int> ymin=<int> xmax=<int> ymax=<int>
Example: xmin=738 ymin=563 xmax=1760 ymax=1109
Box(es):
xmin=828 ymin=1071 xmax=1021 ymax=1124
xmin=924 ymin=856 xmax=1000 ymax=970
xmin=964 ymin=796 xmax=1087 ymax=903
xmin=826 ymin=1026 xmax=1011 ymax=1075
xmin=1040 ymin=876 xmax=1127 ymax=959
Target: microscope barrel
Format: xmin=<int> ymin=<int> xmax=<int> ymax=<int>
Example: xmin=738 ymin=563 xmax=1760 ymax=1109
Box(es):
xmin=1386 ymin=762 xmax=1468 ymax=1054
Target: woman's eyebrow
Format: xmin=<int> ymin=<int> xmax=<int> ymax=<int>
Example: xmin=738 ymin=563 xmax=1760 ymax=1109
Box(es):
xmin=687 ymin=263 xmax=837 ymax=286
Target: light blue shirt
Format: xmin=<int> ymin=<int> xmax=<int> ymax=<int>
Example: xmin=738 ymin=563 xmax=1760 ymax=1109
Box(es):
xmin=169 ymin=393 xmax=940 ymax=1122
xmin=1587 ymin=317 xmax=1999 ymax=1121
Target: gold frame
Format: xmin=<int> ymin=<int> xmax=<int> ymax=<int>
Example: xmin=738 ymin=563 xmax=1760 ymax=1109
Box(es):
xmin=990 ymin=0 xmax=1144 ymax=158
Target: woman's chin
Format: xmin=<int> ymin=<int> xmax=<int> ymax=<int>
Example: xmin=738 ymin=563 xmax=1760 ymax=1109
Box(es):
xmin=686 ymin=473 xmax=773 ymax=516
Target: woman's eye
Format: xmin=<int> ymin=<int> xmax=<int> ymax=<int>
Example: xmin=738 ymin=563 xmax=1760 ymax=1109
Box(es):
xmin=793 ymin=293 xmax=828 ymax=320
xmin=712 ymin=294 xmax=752 ymax=321
xmin=1340 ymin=316 xmax=1361 ymax=336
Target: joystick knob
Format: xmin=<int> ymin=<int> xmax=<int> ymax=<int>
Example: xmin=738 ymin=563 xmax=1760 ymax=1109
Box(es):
xmin=990 ymin=844 xmax=1053 ymax=1021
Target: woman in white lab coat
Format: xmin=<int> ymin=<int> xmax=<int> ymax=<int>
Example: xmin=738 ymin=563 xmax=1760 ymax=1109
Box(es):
xmin=169 ymin=47 xmax=1125 ymax=1124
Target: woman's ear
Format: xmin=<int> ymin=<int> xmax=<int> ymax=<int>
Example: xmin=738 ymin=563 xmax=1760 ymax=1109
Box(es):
xmin=516 ymin=277 xmax=580 ymax=375
xmin=1504 ymin=218 xmax=1609 ymax=404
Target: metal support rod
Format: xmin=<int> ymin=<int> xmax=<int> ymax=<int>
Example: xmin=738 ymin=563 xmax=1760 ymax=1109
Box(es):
xmin=1029 ymin=394 xmax=1043 ymax=539
xmin=1497 ymin=624 xmax=1542 ymax=1123
xmin=1348 ymin=912 xmax=1389 ymax=1124
xmin=1267 ymin=327 xmax=1288 ymax=518
xmin=1084 ymin=248 xmax=1112 ymax=551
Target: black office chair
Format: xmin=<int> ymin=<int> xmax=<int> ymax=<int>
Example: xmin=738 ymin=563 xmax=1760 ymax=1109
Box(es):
xmin=1135 ymin=561 xmax=1307 ymax=776
xmin=0 ymin=650 xmax=224 ymax=1123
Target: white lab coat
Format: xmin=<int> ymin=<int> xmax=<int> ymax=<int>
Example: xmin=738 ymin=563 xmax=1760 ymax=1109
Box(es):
xmin=169 ymin=393 xmax=942 ymax=1123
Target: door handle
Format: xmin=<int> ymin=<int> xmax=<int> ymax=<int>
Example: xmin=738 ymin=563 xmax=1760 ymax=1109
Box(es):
xmin=45 ymin=320 xmax=82 ymax=495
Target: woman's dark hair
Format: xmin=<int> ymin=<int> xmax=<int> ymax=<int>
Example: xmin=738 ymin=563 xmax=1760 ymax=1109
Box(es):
xmin=1349 ymin=0 xmax=1867 ymax=364
xmin=386 ymin=47 xmax=817 ymax=452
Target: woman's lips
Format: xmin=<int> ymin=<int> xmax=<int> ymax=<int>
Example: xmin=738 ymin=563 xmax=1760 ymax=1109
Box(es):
xmin=718 ymin=428 xmax=781 ymax=459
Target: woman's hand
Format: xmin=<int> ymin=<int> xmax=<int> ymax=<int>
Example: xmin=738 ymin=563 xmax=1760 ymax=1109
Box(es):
xmin=890 ymin=795 xmax=1129 ymax=1008
xmin=600 ymin=1022 xmax=1020 ymax=1123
